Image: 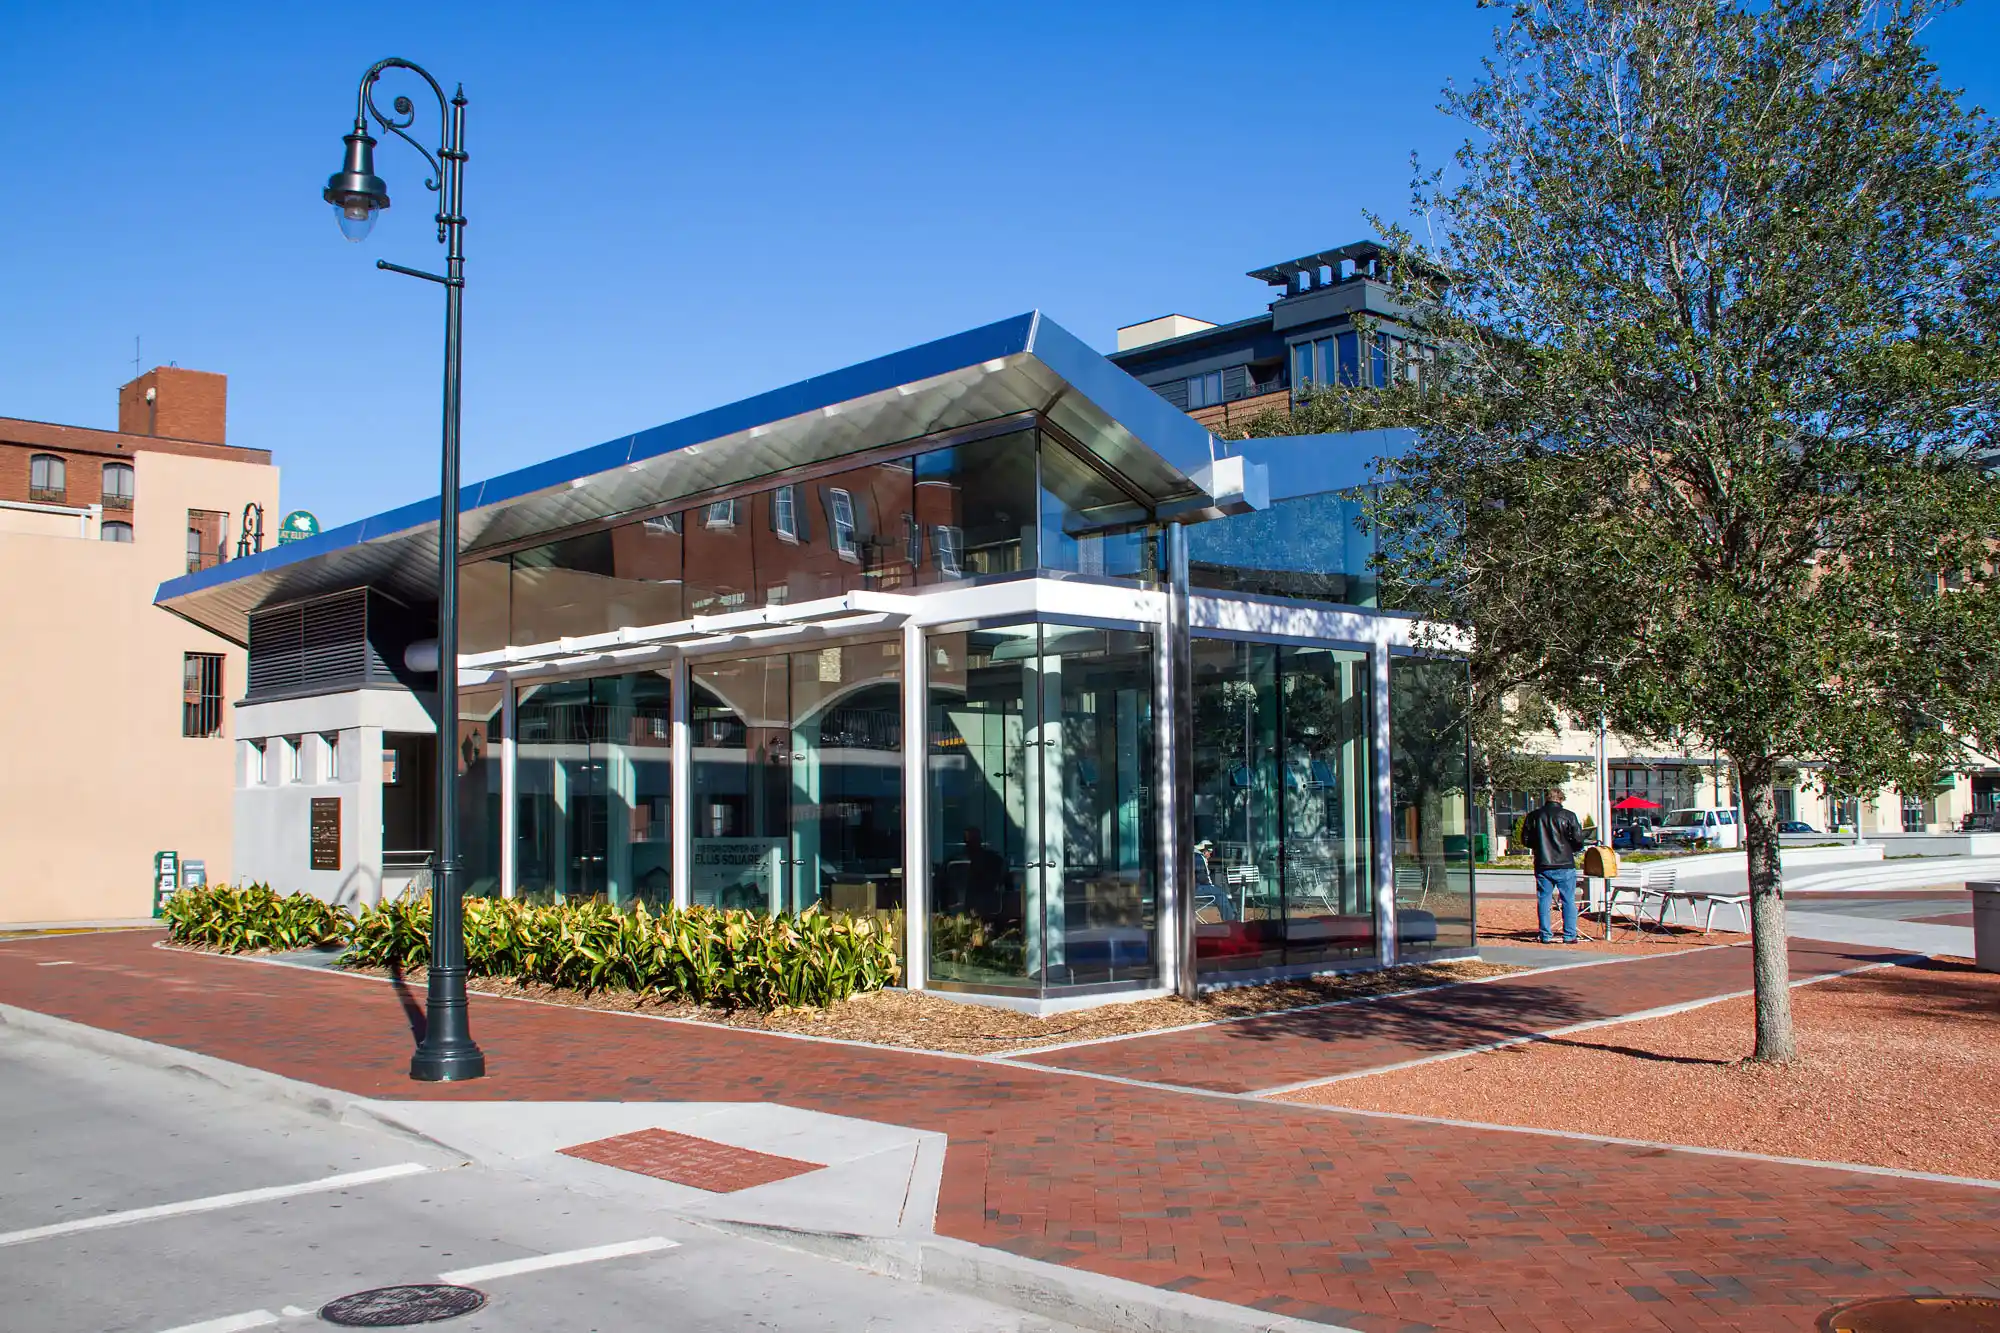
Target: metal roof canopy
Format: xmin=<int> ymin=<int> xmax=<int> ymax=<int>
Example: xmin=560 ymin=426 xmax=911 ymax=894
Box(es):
xmin=156 ymin=311 xmax=1223 ymax=645
xmin=1247 ymin=241 xmax=1390 ymax=289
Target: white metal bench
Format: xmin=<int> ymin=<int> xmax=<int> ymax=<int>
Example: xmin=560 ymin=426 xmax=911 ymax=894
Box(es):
xmin=1655 ymin=886 xmax=1750 ymax=934
xmin=1602 ymin=865 xmax=1674 ymax=938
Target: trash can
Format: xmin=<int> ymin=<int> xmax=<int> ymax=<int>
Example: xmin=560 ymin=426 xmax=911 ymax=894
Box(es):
xmin=1971 ymin=882 xmax=2000 ymax=973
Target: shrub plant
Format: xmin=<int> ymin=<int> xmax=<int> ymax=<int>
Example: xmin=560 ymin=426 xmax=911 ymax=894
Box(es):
xmin=161 ymin=882 xmax=351 ymax=953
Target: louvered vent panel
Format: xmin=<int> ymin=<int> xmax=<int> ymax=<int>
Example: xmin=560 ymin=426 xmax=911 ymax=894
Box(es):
xmin=246 ymin=604 xmax=305 ymax=696
xmin=301 ymin=590 xmax=369 ymax=689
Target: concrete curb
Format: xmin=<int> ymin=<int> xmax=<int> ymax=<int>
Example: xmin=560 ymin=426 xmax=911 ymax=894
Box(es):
xmin=686 ymin=1218 xmax=1355 ymax=1333
xmin=0 ymin=1003 xmax=1352 ymax=1333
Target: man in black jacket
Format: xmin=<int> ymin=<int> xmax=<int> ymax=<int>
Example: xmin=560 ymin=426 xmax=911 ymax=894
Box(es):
xmin=1521 ymin=788 xmax=1588 ymax=943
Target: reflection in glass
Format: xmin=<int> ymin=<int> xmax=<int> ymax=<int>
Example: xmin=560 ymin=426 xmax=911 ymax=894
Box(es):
xmin=511 ymin=522 xmax=683 ymax=644
xmin=758 ymin=461 xmax=917 ymax=606
xmin=514 ymin=670 xmax=673 ymax=907
xmin=1190 ymin=641 xmax=1282 ymax=970
xmin=1390 ymin=655 xmax=1474 ymax=952
xmin=690 ymin=644 xmax=904 ymax=925
xmin=1037 ymin=436 xmax=1160 ymax=581
xmin=689 ymin=655 xmax=790 ymax=911
xmin=1188 ymin=491 xmax=1377 ymax=607
xmin=459 ymin=559 xmax=511 ymax=656
xmin=927 ymin=624 xmax=1156 ymax=994
xmin=685 ymin=498 xmax=754 ymax=617
xmin=1190 ymin=640 xmax=1376 ymax=974
xmin=913 ymin=429 xmax=1036 ymax=581
xmin=457 ymin=686 xmax=504 ymax=897
xmin=789 ymin=640 xmax=904 ymax=941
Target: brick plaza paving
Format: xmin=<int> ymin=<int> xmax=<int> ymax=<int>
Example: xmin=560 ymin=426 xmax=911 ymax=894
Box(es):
xmin=2 ymin=930 xmax=1995 ymax=1332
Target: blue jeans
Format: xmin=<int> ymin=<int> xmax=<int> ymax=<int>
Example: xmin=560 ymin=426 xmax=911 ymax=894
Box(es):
xmin=1535 ymin=867 xmax=1579 ymax=942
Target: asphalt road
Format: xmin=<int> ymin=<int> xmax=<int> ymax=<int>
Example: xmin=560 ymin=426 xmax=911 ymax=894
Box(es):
xmin=0 ymin=1026 xmax=1082 ymax=1333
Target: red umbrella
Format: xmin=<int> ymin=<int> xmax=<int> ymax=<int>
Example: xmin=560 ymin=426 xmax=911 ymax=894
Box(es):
xmin=1612 ymin=795 xmax=1662 ymax=810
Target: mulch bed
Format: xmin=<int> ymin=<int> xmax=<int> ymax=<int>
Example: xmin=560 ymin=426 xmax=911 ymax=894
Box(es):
xmin=322 ymin=956 xmax=1523 ymax=1055
xmin=1282 ymin=956 xmax=2000 ymax=1181
xmin=1479 ymin=894 xmax=1746 ymax=953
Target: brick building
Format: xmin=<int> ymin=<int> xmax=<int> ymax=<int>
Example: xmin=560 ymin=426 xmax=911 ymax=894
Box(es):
xmin=0 ymin=368 xmax=279 ymax=924
xmin=1107 ymin=241 xmax=1432 ymax=434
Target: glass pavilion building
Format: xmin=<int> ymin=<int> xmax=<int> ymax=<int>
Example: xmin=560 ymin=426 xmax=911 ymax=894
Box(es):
xmin=157 ymin=313 xmax=1473 ymax=1011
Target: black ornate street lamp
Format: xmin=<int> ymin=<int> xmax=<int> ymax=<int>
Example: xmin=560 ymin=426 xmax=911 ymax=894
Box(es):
xmin=325 ymin=58 xmax=484 ymax=1082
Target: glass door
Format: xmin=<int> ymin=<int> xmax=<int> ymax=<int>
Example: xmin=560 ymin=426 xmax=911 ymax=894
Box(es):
xmin=690 ymin=655 xmax=792 ymax=912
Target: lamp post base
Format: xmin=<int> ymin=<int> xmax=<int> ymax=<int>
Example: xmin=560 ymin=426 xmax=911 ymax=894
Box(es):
xmin=409 ymin=960 xmax=486 ymax=1082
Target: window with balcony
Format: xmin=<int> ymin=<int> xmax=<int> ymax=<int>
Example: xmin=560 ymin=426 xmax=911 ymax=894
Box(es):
xmin=29 ymin=454 xmax=65 ymax=503
xmin=102 ymin=462 xmax=134 ymax=510
xmin=186 ymin=509 xmax=228 ymax=573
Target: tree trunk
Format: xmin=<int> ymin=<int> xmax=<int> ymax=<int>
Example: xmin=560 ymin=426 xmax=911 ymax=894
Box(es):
xmin=1735 ymin=753 xmax=1797 ymax=1063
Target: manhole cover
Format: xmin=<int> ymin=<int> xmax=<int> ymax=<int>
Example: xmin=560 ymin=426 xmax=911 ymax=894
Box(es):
xmin=319 ymin=1284 xmax=488 ymax=1327
xmin=1818 ymin=1296 xmax=2000 ymax=1333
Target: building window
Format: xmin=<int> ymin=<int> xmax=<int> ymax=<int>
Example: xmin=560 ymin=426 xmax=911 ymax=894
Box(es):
xmin=183 ymin=653 xmax=224 ymax=738
xmin=102 ymin=462 xmax=134 ymax=510
xmin=1292 ymin=333 xmax=1367 ymax=392
xmin=771 ymin=484 xmax=799 ymax=541
xmin=641 ymin=512 xmax=679 ymax=536
xmin=29 ymin=454 xmax=65 ymax=503
xmin=321 ymin=732 xmax=342 ymax=782
xmin=1186 ymin=370 xmax=1224 ymax=409
xmin=101 ymin=521 xmax=133 ymax=543
xmin=828 ymin=487 xmax=858 ymax=561
xmin=703 ymin=498 xmax=739 ymax=529
xmin=904 ymin=513 xmax=921 ymax=565
xmin=931 ymin=524 xmax=964 ymax=579
xmin=186 ymin=508 xmax=228 ymax=573
xmin=248 ymin=740 xmax=267 ymax=785
xmin=286 ymin=736 xmax=304 ymax=783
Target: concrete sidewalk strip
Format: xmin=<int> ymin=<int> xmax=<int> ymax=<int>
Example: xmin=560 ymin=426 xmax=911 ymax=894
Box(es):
xmin=0 ymin=1162 xmax=431 ymax=1249
xmin=1250 ymin=952 xmax=1917 ymax=1097
xmin=1786 ymin=909 xmax=1974 ymax=956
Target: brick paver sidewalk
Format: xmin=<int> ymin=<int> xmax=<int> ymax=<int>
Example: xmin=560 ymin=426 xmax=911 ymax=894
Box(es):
xmin=1015 ymin=941 xmax=1897 ymax=1093
xmin=3 ymin=930 xmax=1996 ymax=1333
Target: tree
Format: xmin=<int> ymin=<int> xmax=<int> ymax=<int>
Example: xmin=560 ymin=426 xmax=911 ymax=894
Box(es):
xmin=1325 ymin=0 xmax=2000 ymax=1061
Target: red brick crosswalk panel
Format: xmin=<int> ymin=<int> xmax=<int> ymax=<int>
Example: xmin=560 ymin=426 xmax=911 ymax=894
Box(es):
xmin=559 ymin=1128 xmax=820 ymax=1192
xmin=3 ymin=930 xmax=1995 ymax=1333
xmin=1016 ymin=940 xmax=1902 ymax=1091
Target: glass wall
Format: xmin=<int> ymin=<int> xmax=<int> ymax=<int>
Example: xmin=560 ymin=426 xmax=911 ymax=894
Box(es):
xmin=457 ymin=685 xmax=504 ymax=897
xmin=913 ymin=428 xmax=1038 ymax=581
xmin=1187 ymin=490 xmax=1377 ymax=607
xmin=688 ymin=641 xmax=904 ymax=931
xmin=927 ymin=623 xmax=1156 ymax=994
xmin=1190 ymin=639 xmax=1376 ymax=975
xmin=515 ymin=669 xmax=673 ymax=906
xmin=1037 ymin=439 xmax=1160 ymax=581
xmin=1389 ymin=655 xmax=1474 ymax=953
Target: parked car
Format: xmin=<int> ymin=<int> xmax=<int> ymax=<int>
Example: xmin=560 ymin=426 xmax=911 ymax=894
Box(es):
xmin=1654 ymin=807 xmax=1742 ymax=850
xmin=1612 ymin=821 xmax=1657 ymax=850
xmin=1778 ymin=819 xmax=1819 ymax=834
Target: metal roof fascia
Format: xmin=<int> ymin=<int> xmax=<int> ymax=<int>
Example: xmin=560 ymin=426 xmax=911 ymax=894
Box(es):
xmin=1026 ymin=314 xmax=1220 ymax=482
xmin=1231 ymin=428 xmax=1418 ymax=501
xmin=154 ymin=312 xmax=1042 ymax=611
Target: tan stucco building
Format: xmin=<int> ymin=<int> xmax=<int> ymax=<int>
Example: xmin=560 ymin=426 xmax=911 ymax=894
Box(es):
xmin=0 ymin=369 xmax=278 ymax=925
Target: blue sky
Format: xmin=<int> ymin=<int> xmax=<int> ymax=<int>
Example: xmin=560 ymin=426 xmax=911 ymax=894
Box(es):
xmin=5 ymin=1 xmax=1999 ymax=526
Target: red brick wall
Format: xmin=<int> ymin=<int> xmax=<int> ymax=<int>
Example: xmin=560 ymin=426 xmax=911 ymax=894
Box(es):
xmin=118 ymin=367 xmax=228 ymax=445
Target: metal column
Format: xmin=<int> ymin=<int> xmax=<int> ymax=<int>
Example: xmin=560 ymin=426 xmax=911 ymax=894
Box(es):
xmin=902 ymin=619 xmax=928 ymax=989
xmin=1372 ymin=639 xmax=1397 ymax=968
xmin=670 ymin=656 xmax=693 ymax=911
xmin=498 ymin=682 xmax=517 ymax=899
xmin=1164 ymin=524 xmax=1196 ymax=1000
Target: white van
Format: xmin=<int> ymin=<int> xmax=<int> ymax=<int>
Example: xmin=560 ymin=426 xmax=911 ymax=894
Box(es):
xmin=1656 ymin=807 xmax=1741 ymax=850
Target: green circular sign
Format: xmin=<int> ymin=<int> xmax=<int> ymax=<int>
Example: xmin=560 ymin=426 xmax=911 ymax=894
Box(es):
xmin=276 ymin=510 xmax=321 ymax=545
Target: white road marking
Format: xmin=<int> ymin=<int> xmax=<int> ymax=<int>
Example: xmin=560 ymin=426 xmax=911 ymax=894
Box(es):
xmin=0 ymin=1162 xmax=430 ymax=1249
xmin=279 ymin=1308 xmax=311 ymax=1318
xmin=154 ymin=1311 xmax=279 ymax=1333
xmin=37 ymin=961 xmax=73 ymax=966
xmin=438 ymin=1236 xmax=679 ymax=1283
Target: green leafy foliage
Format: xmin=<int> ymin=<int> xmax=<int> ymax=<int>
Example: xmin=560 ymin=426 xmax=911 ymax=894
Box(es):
xmin=341 ymin=894 xmax=902 ymax=1010
xmin=161 ymin=882 xmax=352 ymax=953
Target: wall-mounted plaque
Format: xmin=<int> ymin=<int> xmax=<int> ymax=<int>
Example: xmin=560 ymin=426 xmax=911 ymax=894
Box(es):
xmin=310 ymin=797 xmax=342 ymax=871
